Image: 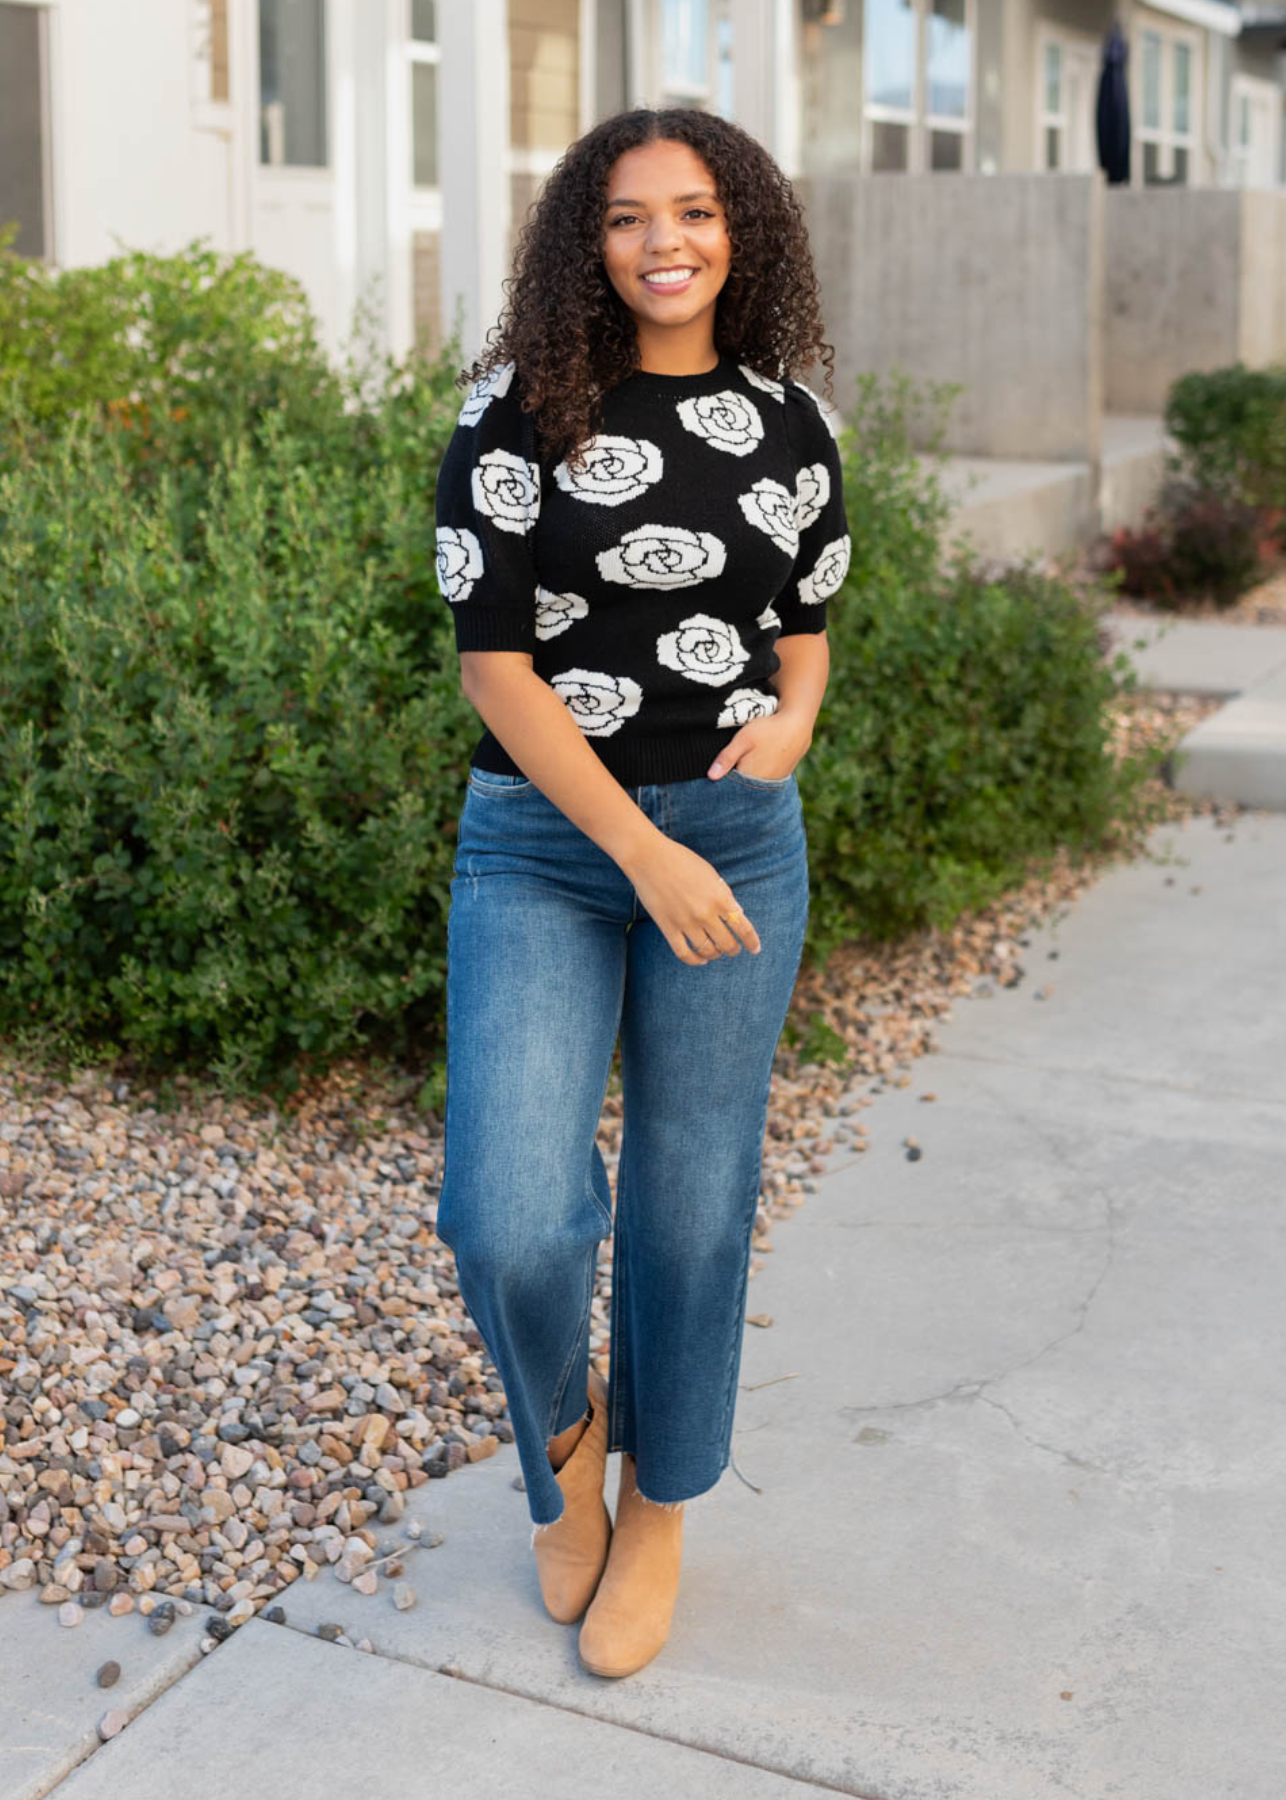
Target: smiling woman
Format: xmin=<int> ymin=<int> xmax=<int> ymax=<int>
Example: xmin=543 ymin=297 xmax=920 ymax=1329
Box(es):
xmin=431 ymin=104 xmax=848 ymax=1685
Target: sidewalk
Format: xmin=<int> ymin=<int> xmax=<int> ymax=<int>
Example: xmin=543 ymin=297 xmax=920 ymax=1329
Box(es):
xmin=6 ymin=807 xmax=1285 ymax=1800
xmin=1103 ymin=609 xmax=1286 ymax=807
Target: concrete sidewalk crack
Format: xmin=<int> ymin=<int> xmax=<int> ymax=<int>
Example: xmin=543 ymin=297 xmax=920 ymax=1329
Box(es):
xmin=435 ymin=1662 xmax=894 ymax=1800
xmin=840 ymin=1184 xmax=1122 ymax=1483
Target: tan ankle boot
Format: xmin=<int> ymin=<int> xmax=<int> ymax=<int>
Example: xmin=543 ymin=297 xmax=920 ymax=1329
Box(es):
xmin=531 ymin=1367 xmax=611 ymax=1624
xmin=577 ymin=1451 xmax=684 ymax=1678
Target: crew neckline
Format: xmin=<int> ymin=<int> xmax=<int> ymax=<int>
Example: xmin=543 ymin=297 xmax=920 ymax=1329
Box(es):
xmin=615 ymin=350 xmax=735 ymax=397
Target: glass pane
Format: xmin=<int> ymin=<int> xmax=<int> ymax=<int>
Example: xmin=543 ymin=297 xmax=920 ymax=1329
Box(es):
xmin=1141 ymin=31 xmax=1160 ymax=133
xmin=1143 ymin=139 xmax=1160 ymax=183
xmin=412 ymin=60 xmax=437 ymax=187
xmin=1172 ymin=144 xmax=1188 ymax=185
xmin=864 ymin=0 xmax=915 ymax=110
xmin=715 ymin=15 xmax=734 ymax=119
xmin=871 ymin=119 xmax=910 ymax=171
xmin=1173 ymin=42 xmax=1190 ymax=136
xmin=661 ymin=0 xmax=708 ymax=88
xmin=1044 ymin=43 xmax=1061 ymax=117
xmin=259 ymin=0 xmax=327 ymax=167
xmin=1046 ymin=124 xmax=1060 ymax=170
xmin=1239 ymin=94 xmax=1250 ymax=149
xmin=930 ymin=128 xmax=964 ymax=169
xmin=411 ymin=0 xmax=436 ymax=42
xmin=927 ymin=0 xmax=969 ymax=120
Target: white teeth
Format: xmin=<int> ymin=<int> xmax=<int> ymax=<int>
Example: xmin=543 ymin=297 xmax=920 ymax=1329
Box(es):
xmin=643 ymin=269 xmax=695 ymax=285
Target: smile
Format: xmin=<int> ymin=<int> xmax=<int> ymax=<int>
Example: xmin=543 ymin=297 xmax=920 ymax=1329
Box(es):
xmin=641 ymin=268 xmax=697 ymax=291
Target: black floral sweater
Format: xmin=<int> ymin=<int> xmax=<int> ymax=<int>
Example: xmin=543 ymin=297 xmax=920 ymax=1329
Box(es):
xmin=433 ymin=349 xmax=851 ymax=786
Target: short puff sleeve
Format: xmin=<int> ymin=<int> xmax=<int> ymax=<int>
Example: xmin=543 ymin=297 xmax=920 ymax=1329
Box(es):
xmin=774 ymin=378 xmax=852 ymax=637
xmin=434 ymin=362 xmax=540 ymax=655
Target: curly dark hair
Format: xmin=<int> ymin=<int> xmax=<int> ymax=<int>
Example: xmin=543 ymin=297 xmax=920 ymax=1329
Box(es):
xmin=457 ymin=106 xmax=837 ymax=471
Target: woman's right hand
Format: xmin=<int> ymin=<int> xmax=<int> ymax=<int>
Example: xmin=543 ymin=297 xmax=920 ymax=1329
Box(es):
xmin=625 ymin=838 xmax=761 ymax=965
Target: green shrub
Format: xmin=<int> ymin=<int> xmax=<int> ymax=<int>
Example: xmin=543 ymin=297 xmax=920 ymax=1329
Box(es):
xmin=1164 ymin=362 xmax=1286 ymax=518
xmin=1105 ymin=475 xmax=1265 ymax=611
xmin=0 ymin=246 xmax=1156 ymax=1098
xmin=802 ymin=385 xmax=1148 ymax=954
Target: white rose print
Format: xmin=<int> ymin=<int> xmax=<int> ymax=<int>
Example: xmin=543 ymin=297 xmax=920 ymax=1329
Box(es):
xmin=717 ymin=686 xmax=780 ymax=728
xmin=739 ymin=364 xmax=785 ymax=402
xmin=798 ymin=534 xmax=852 ymax=605
xmin=675 ymin=389 xmax=765 ymax=457
xmin=794 ymin=461 xmax=831 ymax=532
xmin=553 ymin=434 xmax=663 ymax=506
xmin=535 ymin=587 xmax=589 ymax=640
xmin=791 ymin=379 xmax=842 ymax=441
xmin=550 ymin=668 xmax=643 ymax=738
xmin=472 ymin=449 xmax=541 ymax=536
xmin=655 ymin=613 xmax=749 ymax=688
xmin=738 ymin=477 xmax=799 ymax=556
xmin=459 ymin=360 xmax=515 ymax=426
xmin=435 ymin=526 xmax=485 ymax=603
xmin=597 ymin=524 xmax=727 ymax=590
xmin=756 ymin=601 xmax=781 ymax=633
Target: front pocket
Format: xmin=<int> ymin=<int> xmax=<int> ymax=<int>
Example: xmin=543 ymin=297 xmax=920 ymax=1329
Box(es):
xmin=728 ymin=767 xmax=795 ymax=789
xmin=467 ymin=770 xmax=535 ymax=795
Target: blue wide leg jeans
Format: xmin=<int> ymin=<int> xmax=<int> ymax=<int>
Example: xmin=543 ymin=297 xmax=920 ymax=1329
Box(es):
xmin=436 ymin=763 xmax=811 ymax=1528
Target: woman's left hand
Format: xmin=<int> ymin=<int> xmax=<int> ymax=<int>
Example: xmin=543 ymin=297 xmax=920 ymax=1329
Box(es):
xmin=707 ymin=707 xmax=814 ymax=783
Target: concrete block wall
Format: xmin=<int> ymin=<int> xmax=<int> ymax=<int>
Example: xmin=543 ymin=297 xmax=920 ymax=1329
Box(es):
xmin=1104 ymin=189 xmax=1286 ymax=414
xmin=796 ymin=171 xmax=1105 ymax=463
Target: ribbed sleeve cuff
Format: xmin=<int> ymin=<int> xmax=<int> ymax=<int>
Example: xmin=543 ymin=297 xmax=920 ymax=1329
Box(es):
xmin=452 ymin=608 xmax=537 ymax=654
xmin=773 ymin=608 xmax=829 ymax=638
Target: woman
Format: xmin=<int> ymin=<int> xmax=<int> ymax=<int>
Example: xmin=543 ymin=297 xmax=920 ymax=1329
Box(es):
xmin=433 ymin=105 xmax=850 ymax=1680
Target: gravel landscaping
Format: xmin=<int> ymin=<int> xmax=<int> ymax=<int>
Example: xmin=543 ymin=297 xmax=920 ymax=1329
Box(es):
xmin=0 ymin=693 xmax=1241 ymax=1649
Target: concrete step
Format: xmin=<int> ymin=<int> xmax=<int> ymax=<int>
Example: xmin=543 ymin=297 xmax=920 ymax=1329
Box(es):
xmin=1103 ymin=612 xmax=1286 ymax=698
xmin=1172 ymin=664 xmax=1286 ymax=810
xmin=1101 ymin=610 xmax=1286 ymax=807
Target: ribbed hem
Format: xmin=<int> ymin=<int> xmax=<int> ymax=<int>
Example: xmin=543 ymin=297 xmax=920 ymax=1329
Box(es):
xmin=469 ymin=724 xmax=746 ymax=788
xmin=453 ymin=609 xmax=536 ymax=654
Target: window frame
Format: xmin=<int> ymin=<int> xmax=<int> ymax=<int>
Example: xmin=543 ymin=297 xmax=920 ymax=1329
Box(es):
xmin=407 ymin=0 xmax=441 ymax=193
xmin=861 ymin=0 xmax=976 ymax=175
xmin=1134 ymin=17 xmax=1200 ymax=187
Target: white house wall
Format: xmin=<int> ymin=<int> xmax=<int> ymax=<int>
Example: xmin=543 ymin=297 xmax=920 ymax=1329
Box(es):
xmin=40 ymin=0 xmax=235 ymax=268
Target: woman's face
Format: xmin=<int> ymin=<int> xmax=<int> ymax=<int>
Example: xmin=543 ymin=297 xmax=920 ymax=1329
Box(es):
xmin=600 ymin=139 xmax=732 ymax=346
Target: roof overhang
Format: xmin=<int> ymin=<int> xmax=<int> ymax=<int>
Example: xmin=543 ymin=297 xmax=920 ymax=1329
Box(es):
xmin=1135 ymin=0 xmax=1242 ymax=35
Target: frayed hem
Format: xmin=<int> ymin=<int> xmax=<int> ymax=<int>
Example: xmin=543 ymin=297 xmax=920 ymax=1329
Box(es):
xmin=634 ymin=1490 xmax=685 ymax=1512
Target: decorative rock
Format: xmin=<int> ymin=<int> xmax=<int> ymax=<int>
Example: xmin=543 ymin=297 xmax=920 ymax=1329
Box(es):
xmin=220 ymin=1443 xmax=255 ymax=1480
xmin=109 ymin=1593 xmax=136 ymax=1617
xmin=98 ymin=1710 xmax=130 ymax=1742
xmin=317 ymin=1622 xmax=344 ymax=1641
xmin=96 ymin=1662 xmax=121 ymax=1689
xmin=392 ymin=1583 xmax=416 ymax=1612
xmin=352 ymin=1570 xmax=379 ymax=1596
xmin=58 ymin=1602 xmax=85 ymax=1628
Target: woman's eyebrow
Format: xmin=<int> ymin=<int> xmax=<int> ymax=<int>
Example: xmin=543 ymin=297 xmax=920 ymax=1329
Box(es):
xmin=604 ymin=189 xmax=719 ymax=208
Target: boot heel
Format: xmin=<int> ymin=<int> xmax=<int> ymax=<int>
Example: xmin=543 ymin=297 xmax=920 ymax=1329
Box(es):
xmin=532 ymin=1367 xmax=611 ymax=1624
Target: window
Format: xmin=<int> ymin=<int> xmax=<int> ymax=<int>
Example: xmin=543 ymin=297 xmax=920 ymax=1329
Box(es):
xmin=862 ymin=0 xmax=972 ymax=172
xmin=0 ymin=2 xmax=48 ymax=258
xmin=409 ymin=0 xmax=440 ymax=188
xmin=259 ymin=0 xmax=328 ymax=168
xmin=1041 ymin=41 xmax=1062 ymax=170
xmin=661 ymin=0 xmax=710 ymax=97
xmin=1137 ymin=24 xmax=1197 ymax=186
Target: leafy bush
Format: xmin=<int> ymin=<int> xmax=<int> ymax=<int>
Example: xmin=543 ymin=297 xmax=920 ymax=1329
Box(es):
xmin=1164 ymin=362 xmax=1286 ymax=517
xmin=802 ymin=385 xmax=1149 ymax=953
xmin=0 ymin=247 xmax=1155 ymax=1098
xmin=1104 ymin=475 xmax=1265 ymax=610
